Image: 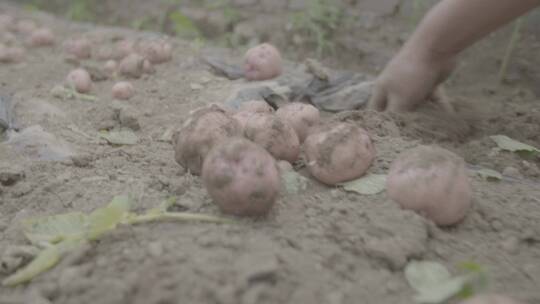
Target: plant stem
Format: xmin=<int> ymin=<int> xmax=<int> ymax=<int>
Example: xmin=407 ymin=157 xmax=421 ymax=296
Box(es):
xmin=126 ymin=212 xmax=235 ymax=225
xmin=498 ymin=18 xmax=523 ymax=84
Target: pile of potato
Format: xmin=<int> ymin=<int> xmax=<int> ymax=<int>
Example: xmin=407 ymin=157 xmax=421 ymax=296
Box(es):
xmin=0 ymin=12 xmax=173 ymax=100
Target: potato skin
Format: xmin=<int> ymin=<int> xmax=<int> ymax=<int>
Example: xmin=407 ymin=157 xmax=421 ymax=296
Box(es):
xmin=202 ymin=137 xmax=280 ymax=216
xmin=243 ymin=43 xmax=282 ymax=81
xmin=304 ymin=123 xmax=375 ymax=185
xmin=386 ymin=145 xmax=472 ymax=226
xmin=112 ymin=82 xmax=134 ymax=100
xmin=459 ymin=295 xmax=525 ymax=304
xmin=173 ymin=105 xmax=242 ymax=175
xmin=66 ymin=68 xmax=92 ymax=93
xmin=276 ymin=102 xmax=320 ymax=142
xmin=244 ymin=113 xmax=300 ymax=163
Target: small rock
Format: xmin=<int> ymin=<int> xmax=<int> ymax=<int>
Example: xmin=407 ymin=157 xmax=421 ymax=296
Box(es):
xmin=71 ymin=154 xmax=93 ymax=168
xmin=0 ymin=165 xmax=25 ymax=186
xmin=502 ymin=166 xmax=522 ymax=179
xmin=118 ymin=108 xmax=141 ymax=131
xmin=238 ymin=253 xmax=279 ymax=285
xmin=500 ymin=236 xmax=520 ymax=255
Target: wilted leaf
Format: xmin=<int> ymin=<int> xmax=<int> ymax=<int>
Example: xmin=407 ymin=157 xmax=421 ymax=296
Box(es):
xmin=2 ymin=245 xmax=60 ymax=286
xmin=476 ymin=168 xmax=502 ymax=182
xmin=490 ymin=135 xmax=539 ymax=155
xmin=86 ymin=195 xmax=131 ymax=240
xmin=405 ymin=261 xmax=473 ymax=304
xmin=281 ymin=170 xmax=309 ymax=195
xmin=99 ymin=129 xmax=138 ymax=145
xmin=22 ymin=212 xmax=87 ymax=245
xmin=341 ymin=174 xmax=386 ymax=195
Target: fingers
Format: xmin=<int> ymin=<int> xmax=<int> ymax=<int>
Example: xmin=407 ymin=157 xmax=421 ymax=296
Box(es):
xmin=368 ymin=84 xmax=387 ymax=111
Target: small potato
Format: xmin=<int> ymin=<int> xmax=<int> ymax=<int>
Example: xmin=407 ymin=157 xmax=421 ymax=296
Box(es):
xmin=95 ymin=45 xmax=122 ymax=61
xmin=112 ymin=82 xmax=134 ymax=100
xmin=386 ymin=145 xmax=472 ymax=226
xmin=115 ymin=39 xmax=135 ymax=58
xmin=66 ymin=68 xmax=92 ymax=93
xmin=459 ymin=295 xmax=525 ymax=304
xmin=63 ymin=38 xmax=92 ymax=59
xmin=173 ymin=105 xmax=242 ymax=175
xmin=137 ymin=39 xmax=172 ymax=64
xmin=304 ymin=123 xmax=375 ymax=185
xmin=104 ymin=60 xmax=117 ymax=76
xmin=238 ymin=100 xmax=273 ymax=113
xmin=276 ymin=102 xmax=320 ymax=142
xmin=202 ymin=137 xmax=281 ymax=216
xmin=244 ymin=113 xmax=300 ymax=163
xmin=119 ymin=53 xmax=144 ymax=78
xmin=243 ymin=43 xmax=282 ymax=81
xmin=0 ymin=14 xmax=15 ymax=32
xmin=142 ymin=59 xmax=155 ymax=74
xmin=16 ymin=19 xmax=37 ymax=34
xmin=0 ymin=45 xmax=24 ymax=63
xmin=28 ymin=28 xmax=55 ymax=47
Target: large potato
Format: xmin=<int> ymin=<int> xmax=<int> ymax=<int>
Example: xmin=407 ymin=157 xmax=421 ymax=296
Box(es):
xmin=243 ymin=43 xmax=282 ymax=81
xmin=304 ymin=122 xmax=375 ymax=185
xmin=386 ymin=145 xmax=472 ymax=226
xmin=173 ymin=105 xmax=242 ymax=175
xmin=244 ymin=113 xmax=300 ymax=163
xmin=202 ymin=137 xmax=281 ymax=216
xmin=276 ymin=102 xmax=320 ymax=142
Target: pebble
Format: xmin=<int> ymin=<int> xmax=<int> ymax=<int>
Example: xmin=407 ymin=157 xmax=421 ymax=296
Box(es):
xmin=0 ymin=165 xmax=25 ymax=186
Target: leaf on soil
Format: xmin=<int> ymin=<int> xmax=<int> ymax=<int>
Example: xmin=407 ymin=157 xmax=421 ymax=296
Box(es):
xmin=281 ymin=170 xmax=309 ymax=195
xmin=476 ymin=168 xmax=502 ymax=182
xmin=99 ymin=129 xmax=138 ymax=145
xmin=341 ymin=174 xmax=386 ymax=195
xmin=405 ymin=261 xmax=471 ymax=304
xmin=490 ymin=135 xmax=539 ymax=156
xmin=86 ymin=195 xmax=131 ymax=240
xmin=22 ymin=212 xmax=88 ymax=245
xmin=2 ymin=245 xmax=61 ymax=286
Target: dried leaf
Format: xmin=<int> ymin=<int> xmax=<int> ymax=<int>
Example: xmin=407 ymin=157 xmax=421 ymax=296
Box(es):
xmin=341 ymin=174 xmax=386 ymax=195
xmin=490 ymin=135 xmax=539 ymax=155
xmin=99 ymin=129 xmax=138 ymax=145
xmin=476 ymin=168 xmax=502 ymax=182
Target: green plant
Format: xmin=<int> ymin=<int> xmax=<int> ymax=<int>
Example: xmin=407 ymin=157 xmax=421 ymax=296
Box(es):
xmin=65 ymin=0 xmax=95 ymax=22
xmin=290 ymin=0 xmax=344 ymax=57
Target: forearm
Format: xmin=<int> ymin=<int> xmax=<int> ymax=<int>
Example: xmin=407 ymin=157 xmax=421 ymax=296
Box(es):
xmin=407 ymin=0 xmax=540 ymax=62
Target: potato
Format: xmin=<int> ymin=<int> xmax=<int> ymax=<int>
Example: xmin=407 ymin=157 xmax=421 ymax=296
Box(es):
xmin=142 ymin=59 xmax=155 ymax=74
xmin=95 ymin=45 xmax=122 ymax=61
xmin=459 ymin=295 xmax=525 ymax=304
xmin=104 ymin=60 xmax=117 ymax=76
xmin=202 ymin=137 xmax=280 ymax=216
xmin=63 ymin=38 xmax=92 ymax=59
xmin=16 ymin=19 xmax=37 ymax=34
xmin=304 ymin=122 xmax=375 ymax=185
xmin=0 ymin=45 xmax=24 ymax=63
xmin=115 ymin=39 xmax=135 ymax=59
xmin=276 ymin=102 xmax=320 ymax=142
xmin=173 ymin=105 xmax=242 ymax=175
xmin=66 ymin=68 xmax=92 ymax=93
xmin=244 ymin=113 xmax=300 ymax=163
xmin=238 ymin=100 xmax=274 ymax=113
xmin=0 ymin=14 xmax=15 ymax=32
xmin=119 ymin=53 xmax=144 ymax=78
xmin=386 ymin=145 xmax=472 ymax=226
xmin=243 ymin=43 xmax=283 ymax=81
xmin=137 ymin=39 xmax=172 ymax=64
xmin=112 ymin=82 xmax=134 ymax=100
xmin=232 ymin=110 xmax=253 ymax=131
xmin=28 ymin=28 xmax=55 ymax=47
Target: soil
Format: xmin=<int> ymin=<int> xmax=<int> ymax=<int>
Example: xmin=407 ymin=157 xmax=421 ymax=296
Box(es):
xmin=1 ymin=1 xmax=540 ymax=304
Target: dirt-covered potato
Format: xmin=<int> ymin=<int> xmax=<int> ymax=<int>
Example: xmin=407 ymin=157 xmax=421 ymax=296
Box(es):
xmin=104 ymin=60 xmax=117 ymax=76
xmin=63 ymin=38 xmax=92 ymax=59
xmin=112 ymin=81 xmax=134 ymax=100
xmin=173 ymin=105 xmax=242 ymax=175
xmin=244 ymin=113 xmax=300 ymax=162
xmin=119 ymin=53 xmax=144 ymax=78
xmin=0 ymin=45 xmax=24 ymax=63
xmin=115 ymin=39 xmax=135 ymax=58
xmin=386 ymin=145 xmax=472 ymax=226
xmin=136 ymin=39 xmax=172 ymax=64
xmin=276 ymin=102 xmax=320 ymax=142
xmin=304 ymin=122 xmax=375 ymax=185
xmin=202 ymin=137 xmax=281 ymax=216
xmin=15 ymin=19 xmax=37 ymax=34
xmin=28 ymin=28 xmax=55 ymax=47
xmin=459 ymin=295 xmax=525 ymax=304
xmin=66 ymin=68 xmax=92 ymax=93
xmin=243 ymin=43 xmax=283 ymax=81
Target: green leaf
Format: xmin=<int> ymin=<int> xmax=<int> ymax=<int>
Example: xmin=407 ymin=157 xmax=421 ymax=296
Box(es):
xmin=2 ymin=245 xmax=61 ymax=286
xmin=99 ymin=129 xmax=138 ymax=145
xmin=476 ymin=168 xmax=502 ymax=182
xmin=169 ymin=10 xmax=201 ymax=38
xmin=22 ymin=212 xmax=88 ymax=245
xmin=341 ymin=174 xmax=387 ymax=195
xmin=414 ymin=275 xmax=471 ymax=304
xmin=490 ymin=135 xmax=539 ymax=154
xmin=86 ymin=195 xmax=131 ymax=240
xmin=281 ymin=170 xmax=309 ymax=195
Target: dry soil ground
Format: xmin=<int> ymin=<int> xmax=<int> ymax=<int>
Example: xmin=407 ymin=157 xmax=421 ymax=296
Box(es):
xmin=0 ymin=2 xmax=540 ymax=304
